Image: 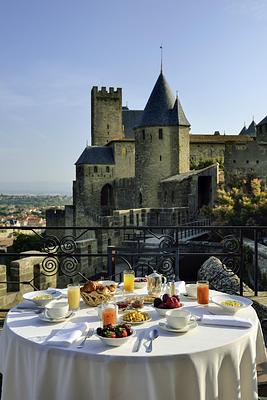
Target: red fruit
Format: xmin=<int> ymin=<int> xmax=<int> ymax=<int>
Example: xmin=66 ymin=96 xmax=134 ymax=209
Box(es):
xmin=162 ymin=294 xmax=170 ymax=303
xmin=172 ymin=295 xmax=180 ymax=301
xmin=166 ymin=298 xmax=175 ymax=308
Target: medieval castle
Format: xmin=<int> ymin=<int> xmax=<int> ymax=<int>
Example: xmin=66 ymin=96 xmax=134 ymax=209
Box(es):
xmin=47 ymin=68 xmax=267 ymax=236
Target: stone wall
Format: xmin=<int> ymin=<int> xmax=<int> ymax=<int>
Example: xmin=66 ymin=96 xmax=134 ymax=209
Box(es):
xmin=224 ymin=140 xmax=267 ymax=186
xmin=91 ymin=86 xmax=123 ymax=146
xmin=0 ymin=253 xmax=56 ymax=309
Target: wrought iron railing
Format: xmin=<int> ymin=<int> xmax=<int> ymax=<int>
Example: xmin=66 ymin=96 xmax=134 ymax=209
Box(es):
xmin=0 ymin=224 xmax=266 ymax=312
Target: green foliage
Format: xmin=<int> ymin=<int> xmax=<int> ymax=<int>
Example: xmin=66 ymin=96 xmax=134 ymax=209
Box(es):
xmin=212 ymin=177 xmax=267 ymax=226
xmin=12 ymin=233 xmax=43 ymax=253
xmin=190 ymin=157 xmax=224 ymax=170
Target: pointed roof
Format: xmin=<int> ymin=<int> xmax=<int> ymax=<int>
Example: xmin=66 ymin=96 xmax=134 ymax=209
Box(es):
xmin=239 ymin=126 xmax=247 ymax=135
xmin=258 ymin=115 xmax=267 ymax=126
xmin=75 ymin=146 xmax=115 ymax=165
xmin=139 ymin=72 xmax=190 ymax=127
xmin=246 ymin=120 xmax=257 ymax=137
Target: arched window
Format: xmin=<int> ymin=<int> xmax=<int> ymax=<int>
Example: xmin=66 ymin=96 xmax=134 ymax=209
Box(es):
xmin=159 ymin=129 xmax=163 ymax=140
xmin=94 ymin=166 xmax=98 ymax=173
xmin=106 ymin=166 xmax=110 ymax=172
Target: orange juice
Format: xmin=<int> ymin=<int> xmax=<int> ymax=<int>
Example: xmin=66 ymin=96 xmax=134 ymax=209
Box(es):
xmin=102 ymin=306 xmax=117 ymax=326
xmin=67 ymin=285 xmax=80 ymax=310
xmin=197 ymin=281 xmax=209 ymax=305
xmin=123 ymin=271 xmax=135 ymax=292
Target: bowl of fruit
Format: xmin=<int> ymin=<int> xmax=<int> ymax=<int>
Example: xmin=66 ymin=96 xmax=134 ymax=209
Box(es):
xmin=153 ymin=294 xmax=183 ymax=316
xmin=96 ymin=324 xmax=134 ymax=346
xmin=134 ymin=277 xmax=147 ymax=289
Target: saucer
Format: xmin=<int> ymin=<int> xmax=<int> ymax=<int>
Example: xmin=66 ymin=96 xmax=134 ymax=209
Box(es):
xmin=158 ymin=320 xmax=197 ymax=333
xmin=38 ymin=310 xmax=73 ymax=323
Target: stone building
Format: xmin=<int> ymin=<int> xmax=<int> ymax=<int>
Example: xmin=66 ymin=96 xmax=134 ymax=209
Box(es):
xmin=224 ymin=116 xmax=267 ymax=186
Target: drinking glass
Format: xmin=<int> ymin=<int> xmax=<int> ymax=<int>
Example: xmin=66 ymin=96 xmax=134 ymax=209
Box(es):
xmin=102 ymin=302 xmax=118 ymax=327
xmin=67 ymin=283 xmax=80 ymax=311
xmin=123 ymin=270 xmax=135 ymax=293
xmin=197 ymin=280 xmax=209 ymax=305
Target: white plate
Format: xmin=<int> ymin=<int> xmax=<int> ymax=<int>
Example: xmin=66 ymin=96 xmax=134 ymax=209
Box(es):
xmin=212 ymin=294 xmax=252 ymax=313
xmin=23 ymin=290 xmax=62 ymax=306
xmin=38 ymin=310 xmax=73 ymax=323
xmin=158 ymin=320 xmax=197 ymax=333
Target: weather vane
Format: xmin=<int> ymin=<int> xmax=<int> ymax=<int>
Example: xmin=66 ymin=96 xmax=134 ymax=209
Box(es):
xmin=160 ymin=44 xmax=163 ymax=72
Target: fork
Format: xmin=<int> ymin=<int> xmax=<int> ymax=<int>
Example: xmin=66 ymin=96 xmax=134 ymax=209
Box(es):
xmin=77 ymin=328 xmax=94 ymax=348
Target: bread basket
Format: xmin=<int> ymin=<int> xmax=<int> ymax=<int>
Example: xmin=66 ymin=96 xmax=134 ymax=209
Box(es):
xmin=80 ymin=280 xmax=116 ymax=307
xmin=81 ymin=290 xmax=114 ymax=307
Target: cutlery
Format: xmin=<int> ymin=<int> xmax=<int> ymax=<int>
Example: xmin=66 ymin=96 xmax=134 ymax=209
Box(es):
xmin=77 ymin=328 xmax=94 ymax=348
xmin=146 ymin=329 xmax=159 ymax=353
xmin=133 ymin=331 xmax=145 ymax=352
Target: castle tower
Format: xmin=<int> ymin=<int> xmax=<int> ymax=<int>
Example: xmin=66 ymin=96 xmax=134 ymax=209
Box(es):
xmin=135 ymin=71 xmax=190 ymax=208
xmin=91 ymin=86 xmax=123 ymax=146
xmin=257 ymin=116 xmax=267 ymax=143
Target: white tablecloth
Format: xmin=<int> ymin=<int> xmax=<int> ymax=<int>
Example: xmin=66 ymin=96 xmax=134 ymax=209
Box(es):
xmin=0 ymin=290 xmax=266 ymax=400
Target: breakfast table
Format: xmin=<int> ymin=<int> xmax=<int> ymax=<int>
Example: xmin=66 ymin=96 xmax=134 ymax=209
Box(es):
xmin=0 ymin=287 xmax=266 ymax=400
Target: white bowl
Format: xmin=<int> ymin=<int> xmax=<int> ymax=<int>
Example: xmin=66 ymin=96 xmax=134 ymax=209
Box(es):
xmin=96 ymin=331 xmax=135 ymax=347
xmin=134 ymin=279 xmax=147 ymax=289
xmin=212 ymin=294 xmax=252 ymax=313
xmin=23 ymin=290 xmax=61 ymax=307
xmin=154 ymin=304 xmax=183 ymax=317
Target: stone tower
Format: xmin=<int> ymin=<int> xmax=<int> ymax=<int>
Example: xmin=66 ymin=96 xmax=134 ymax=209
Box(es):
xmin=91 ymin=86 xmax=123 ymax=146
xmin=135 ymin=71 xmax=190 ymax=208
xmin=257 ymin=116 xmax=267 ymax=143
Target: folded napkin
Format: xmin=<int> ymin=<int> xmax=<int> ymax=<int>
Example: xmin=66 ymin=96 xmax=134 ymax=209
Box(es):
xmin=44 ymin=322 xmax=90 ymax=347
xmin=201 ymin=314 xmax=252 ymax=328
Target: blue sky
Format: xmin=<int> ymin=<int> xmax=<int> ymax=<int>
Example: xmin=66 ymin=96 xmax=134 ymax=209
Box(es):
xmin=0 ymin=0 xmax=267 ymax=194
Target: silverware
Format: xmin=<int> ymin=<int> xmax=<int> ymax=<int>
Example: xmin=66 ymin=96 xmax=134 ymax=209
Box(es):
xmin=77 ymin=328 xmax=94 ymax=348
xmin=146 ymin=329 xmax=159 ymax=353
xmin=133 ymin=331 xmax=145 ymax=352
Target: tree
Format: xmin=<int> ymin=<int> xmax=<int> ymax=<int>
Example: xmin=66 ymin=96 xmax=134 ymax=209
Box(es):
xmin=12 ymin=233 xmax=43 ymax=253
xmin=212 ymin=178 xmax=267 ymax=226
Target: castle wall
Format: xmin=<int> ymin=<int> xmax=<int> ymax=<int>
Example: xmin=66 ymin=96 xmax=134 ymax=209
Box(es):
xmin=224 ymin=141 xmax=267 ymax=185
xmin=91 ymin=86 xmax=123 ymax=146
xmin=190 ymin=142 xmax=224 ymax=166
xmin=113 ymin=177 xmax=135 ymax=209
xmin=109 ymin=141 xmax=135 ymax=179
xmin=135 ymin=125 xmax=186 ymax=208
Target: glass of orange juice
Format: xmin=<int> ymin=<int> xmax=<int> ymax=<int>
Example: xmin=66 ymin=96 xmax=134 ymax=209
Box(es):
xmin=197 ymin=280 xmax=209 ymax=305
xmin=123 ymin=270 xmax=135 ymax=293
xmin=67 ymin=283 xmax=80 ymax=311
xmin=102 ymin=303 xmax=118 ymax=327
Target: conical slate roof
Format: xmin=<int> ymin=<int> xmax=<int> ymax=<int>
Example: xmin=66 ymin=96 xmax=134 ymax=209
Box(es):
xmin=139 ymin=72 xmax=190 ymax=127
xmin=239 ymin=126 xmax=247 ymax=135
xmin=258 ymin=116 xmax=267 ymax=126
xmin=246 ymin=120 xmax=257 ymax=137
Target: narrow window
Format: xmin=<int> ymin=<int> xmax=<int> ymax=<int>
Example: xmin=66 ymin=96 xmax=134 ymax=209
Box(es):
xmin=150 ymin=134 xmax=152 ymax=142
xmin=142 ymin=129 xmax=145 ymax=140
xmin=94 ymin=166 xmax=98 ymax=173
xmin=256 ymin=160 xmax=259 ymax=164
xmin=159 ymin=128 xmax=163 ymax=140
xmin=246 ymin=160 xmax=249 ymax=164
xmin=160 ymin=155 xmax=162 ymax=161
xmin=139 ymin=192 xmax=142 ymax=207
xmin=107 ymin=124 xmax=109 ymax=129
xmin=106 ymin=166 xmax=110 ymax=172
xmin=233 ymin=160 xmax=236 ymax=164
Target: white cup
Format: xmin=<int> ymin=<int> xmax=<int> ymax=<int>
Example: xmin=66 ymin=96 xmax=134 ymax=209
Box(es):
xmin=186 ymin=283 xmax=197 ymax=298
xmin=166 ymin=309 xmax=191 ymax=329
xmin=44 ymin=300 xmax=69 ymax=320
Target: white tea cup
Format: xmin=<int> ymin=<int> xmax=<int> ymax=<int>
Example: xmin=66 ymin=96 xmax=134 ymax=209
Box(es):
xmin=166 ymin=309 xmax=192 ymax=330
xmin=44 ymin=300 xmax=69 ymax=320
xmin=186 ymin=283 xmax=197 ymax=298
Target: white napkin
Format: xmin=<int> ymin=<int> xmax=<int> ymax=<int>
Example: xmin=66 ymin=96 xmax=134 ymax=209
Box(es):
xmin=201 ymin=314 xmax=252 ymax=328
xmin=176 ymin=281 xmax=186 ymax=294
xmin=44 ymin=322 xmax=90 ymax=347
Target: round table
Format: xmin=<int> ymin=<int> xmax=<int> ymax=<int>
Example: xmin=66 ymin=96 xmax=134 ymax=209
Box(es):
xmin=0 ymin=291 xmax=266 ymax=400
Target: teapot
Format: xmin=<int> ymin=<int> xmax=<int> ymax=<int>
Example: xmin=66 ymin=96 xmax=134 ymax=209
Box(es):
xmin=146 ymin=270 xmax=167 ymax=297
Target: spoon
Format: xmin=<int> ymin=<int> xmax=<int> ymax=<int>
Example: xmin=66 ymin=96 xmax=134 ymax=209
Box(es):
xmin=146 ymin=329 xmax=159 ymax=353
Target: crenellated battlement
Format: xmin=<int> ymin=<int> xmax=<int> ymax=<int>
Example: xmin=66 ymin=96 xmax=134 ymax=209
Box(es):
xmin=92 ymin=86 xmax=122 ymax=97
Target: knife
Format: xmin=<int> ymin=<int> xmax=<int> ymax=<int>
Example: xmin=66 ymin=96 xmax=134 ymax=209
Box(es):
xmin=133 ymin=331 xmax=145 ymax=352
